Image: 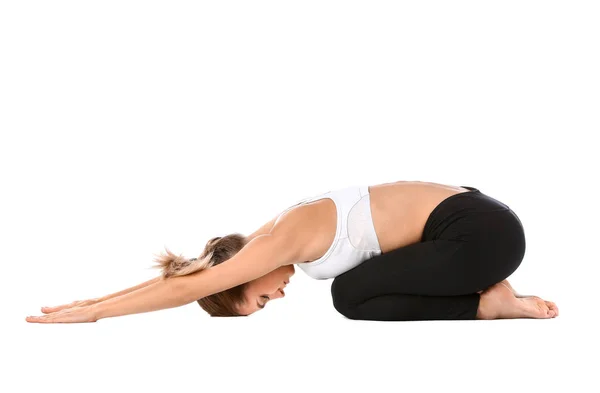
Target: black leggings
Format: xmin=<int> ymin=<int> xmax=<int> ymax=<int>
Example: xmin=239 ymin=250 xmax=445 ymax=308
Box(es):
xmin=330 ymin=186 xmax=526 ymax=321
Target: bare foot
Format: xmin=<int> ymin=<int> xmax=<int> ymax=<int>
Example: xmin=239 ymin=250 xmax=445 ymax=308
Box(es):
xmin=476 ymin=281 xmax=559 ymax=320
xmin=478 ymin=279 xmax=552 ymax=300
xmin=478 ymin=279 xmax=525 ymax=297
xmin=500 ymin=280 xmax=559 ymax=316
xmin=497 ymin=279 xmax=534 ymax=298
xmin=499 ymin=279 xmax=518 ymax=295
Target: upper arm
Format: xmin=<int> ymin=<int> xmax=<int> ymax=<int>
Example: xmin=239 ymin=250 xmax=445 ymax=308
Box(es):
xmin=246 ymin=197 xmax=312 ymax=241
xmin=246 ymin=214 xmax=279 ymax=242
xmin=181 ymin=233 xmax=298 ymax=300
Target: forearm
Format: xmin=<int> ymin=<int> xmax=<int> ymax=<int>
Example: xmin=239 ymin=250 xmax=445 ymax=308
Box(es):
xmin=97 ymin=276 xmax=161 ymax=302
xmin=93 ymin=276 xmax=194 ymax=320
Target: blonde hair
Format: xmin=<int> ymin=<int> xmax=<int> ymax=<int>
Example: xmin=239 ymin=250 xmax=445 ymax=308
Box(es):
xmin=152 ymin=233 xmax=249 ymax=316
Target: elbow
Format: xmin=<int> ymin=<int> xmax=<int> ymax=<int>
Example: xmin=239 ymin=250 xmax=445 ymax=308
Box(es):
xmin=166 ymin=275 xmax=199 ymax=304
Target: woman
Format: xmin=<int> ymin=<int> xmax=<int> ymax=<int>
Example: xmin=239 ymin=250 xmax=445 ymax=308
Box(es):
xmin=26 ymin=180 xmax=558 ymax=323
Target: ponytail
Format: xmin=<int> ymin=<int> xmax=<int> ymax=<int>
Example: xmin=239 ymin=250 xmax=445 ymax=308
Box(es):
xmin=152 ymin=247 xmax=214 ymax=278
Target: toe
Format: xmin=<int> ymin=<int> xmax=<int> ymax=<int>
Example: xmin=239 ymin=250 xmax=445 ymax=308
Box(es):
xmin=545 ymin=301 xmax=558 ymax=317
xmin=518 ymin=297 xmax=548 ymax=318
xmin=536 ymin=299 xmax=551 ymax=318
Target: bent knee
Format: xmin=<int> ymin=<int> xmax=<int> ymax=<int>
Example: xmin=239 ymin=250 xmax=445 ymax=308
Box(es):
xmin=330 ymin=277 xmax=359 ymax=319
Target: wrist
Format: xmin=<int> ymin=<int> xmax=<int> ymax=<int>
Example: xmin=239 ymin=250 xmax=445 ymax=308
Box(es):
xmin=91 ymin=301 xmax=107 ymax=321
xmin=96 ymin=295 xmax=110 ymax=303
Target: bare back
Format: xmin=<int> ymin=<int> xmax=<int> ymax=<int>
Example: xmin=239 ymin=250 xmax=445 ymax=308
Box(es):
xmin=368 ymin=180 xmax=470 ymax=252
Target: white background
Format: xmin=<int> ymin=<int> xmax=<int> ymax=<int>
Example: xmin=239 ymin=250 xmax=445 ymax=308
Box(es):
xmin=3 ymin=1 xmax=599 ymax=392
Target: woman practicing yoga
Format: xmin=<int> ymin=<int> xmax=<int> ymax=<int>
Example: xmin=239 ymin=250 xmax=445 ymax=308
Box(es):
xmin=26 ymin=180 xmax=558 ymax=323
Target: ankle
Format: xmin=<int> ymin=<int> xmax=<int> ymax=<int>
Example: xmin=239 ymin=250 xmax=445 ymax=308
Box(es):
xmin=476 ymin=294 xmax=494 ymax=320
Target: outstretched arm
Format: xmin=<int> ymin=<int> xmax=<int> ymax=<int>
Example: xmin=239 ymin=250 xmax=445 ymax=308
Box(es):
xmin=92 ymin=274 xmax=192 ymax=319
xmin=93 ymin=234 xmax=298 ymax=320
xmin=41 ymin=276 xmax=162 ymax=314
xmin=97 ymin=276 xmax=162 ymax=302
xmin=26 ymin=275 xmax=187 ymax=323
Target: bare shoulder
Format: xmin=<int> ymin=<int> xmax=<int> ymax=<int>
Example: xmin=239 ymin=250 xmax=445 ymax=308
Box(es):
xmin=246 ymin=214 xmax=279 ymax=242
xmin=246 ymin=202 xmax=324 ymax=264
xmin=268 ymin=203 xmax=323 ymax=264
xmin=245 ymin=197 xmax=319 ymax=241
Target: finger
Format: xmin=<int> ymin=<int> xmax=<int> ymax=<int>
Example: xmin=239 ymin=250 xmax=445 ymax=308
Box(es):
xmin=26 ymin=315 xmax=51 ymax=323
xmin=41 ymin=302 xmax=74 ymax=313
xmin=41 ymin=305 xmax=70 ymax=314
xmin=41 ymin=306 xmax=61 ymax=314
xmin=28 ymin=309 xmax=81 ymax=323
xmin=42 ymin=300 xmax=83 ymax=313
xmin=30 ymin=314 xmax=67 ymax=323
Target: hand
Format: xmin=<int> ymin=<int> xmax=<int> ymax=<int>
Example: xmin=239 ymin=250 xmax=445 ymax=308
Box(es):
xmin=26 ymin=305 xmax=99 ymax=324
xmin=41 ymin=298 xmax=101 ymax=314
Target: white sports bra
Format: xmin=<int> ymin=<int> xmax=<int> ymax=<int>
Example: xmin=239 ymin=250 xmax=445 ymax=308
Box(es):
xmin=277 ymin=185 xmax=382 ymax=279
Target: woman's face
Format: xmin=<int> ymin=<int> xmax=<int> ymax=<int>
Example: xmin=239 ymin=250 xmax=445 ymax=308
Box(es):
xmin=239 ymin=264 xmax=295 ymax=316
